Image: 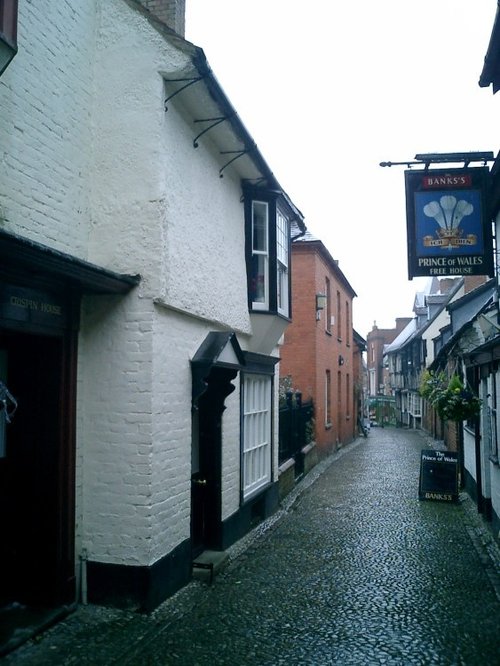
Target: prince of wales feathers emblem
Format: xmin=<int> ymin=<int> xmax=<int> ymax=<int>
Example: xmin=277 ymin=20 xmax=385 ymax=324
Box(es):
xmin=422 ymin=195 xmax=477 ymax=249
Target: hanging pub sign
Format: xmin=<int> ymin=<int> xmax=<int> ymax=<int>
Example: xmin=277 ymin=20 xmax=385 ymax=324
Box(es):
xmin=405 ymin=167 xmax=494 ymax=279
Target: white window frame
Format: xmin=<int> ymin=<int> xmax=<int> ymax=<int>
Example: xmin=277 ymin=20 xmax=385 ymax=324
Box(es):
xmin=276 ymin=208 xmax=289 ymax=317
xmin=251 ymin=201 xmax=269 ymax=311
xmin=242 ymin=374 xmax=272 ymax=499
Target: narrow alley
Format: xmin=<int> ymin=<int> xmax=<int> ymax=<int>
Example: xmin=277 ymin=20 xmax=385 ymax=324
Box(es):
xmin=4 ymin=428 xmax=500 ymax=665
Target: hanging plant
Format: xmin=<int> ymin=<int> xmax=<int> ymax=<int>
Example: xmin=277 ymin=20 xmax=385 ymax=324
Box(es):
xmin=423 ymin=372 xmax=481 ymax=422
xmin=419 ymin=369 xmax=446 ymax=402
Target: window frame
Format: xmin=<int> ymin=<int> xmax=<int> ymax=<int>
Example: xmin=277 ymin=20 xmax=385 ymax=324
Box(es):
xmin=241 ymin=372 xmax=273 ymax=501
xmin=325 ymin=369 xmax=332 ymax=427
xmin=276 ymin=207 xmax=289 ymax=316
xmin=325 ymin=277 xmax=332 ymax=334
xmin=245 ymin=186 xmax=293 ymax=319
xmin=336 ymin=290 xmax=342 ymax=340
xmin=251 ymin=200 xmax=270 ymax=310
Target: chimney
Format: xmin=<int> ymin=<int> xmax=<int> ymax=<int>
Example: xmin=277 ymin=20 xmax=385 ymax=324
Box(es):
xmin=138 ymin=0 xmax=186 ymax=37
xmin=463 ymin=275 xmax=488 ymax=294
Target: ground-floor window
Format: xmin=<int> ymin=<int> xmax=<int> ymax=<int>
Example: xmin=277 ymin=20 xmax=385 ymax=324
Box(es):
xmin=242 ymin=374 xmax=272 ymax=499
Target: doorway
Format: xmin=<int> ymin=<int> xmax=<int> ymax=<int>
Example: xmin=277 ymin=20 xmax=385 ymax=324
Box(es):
xmin=191 ymin=366 xmax=237 ymax=556
xmin=0 ymin=328 xmax=74 ymax=608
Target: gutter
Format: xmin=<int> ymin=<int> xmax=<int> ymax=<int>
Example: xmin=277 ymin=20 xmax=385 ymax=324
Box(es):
xmin=191 ymin=49 xmax=306 ymax=231
xmin=479 ymin=0 xmax=500 ymax=91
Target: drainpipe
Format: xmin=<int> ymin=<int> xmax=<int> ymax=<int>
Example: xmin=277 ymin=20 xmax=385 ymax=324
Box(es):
xmin=474 ymin=365 xmax=484 ymax=513
xmin=80 ymin=549 xmax=88 ymax=605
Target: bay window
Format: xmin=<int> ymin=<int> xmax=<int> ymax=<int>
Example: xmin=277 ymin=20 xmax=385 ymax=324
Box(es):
xmin=245 ymin=187 xmax=293 ymax=318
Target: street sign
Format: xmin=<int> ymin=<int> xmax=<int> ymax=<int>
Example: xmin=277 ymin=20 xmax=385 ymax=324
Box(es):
xmin=418 ymin=449 xmax=459 ymax=502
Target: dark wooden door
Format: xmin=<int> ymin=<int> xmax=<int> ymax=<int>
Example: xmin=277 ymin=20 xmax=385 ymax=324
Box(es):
xmin=0 ymin=330 xmax=71 ymax=606
xmin=191 ymin=366 xmax=236 ymax=555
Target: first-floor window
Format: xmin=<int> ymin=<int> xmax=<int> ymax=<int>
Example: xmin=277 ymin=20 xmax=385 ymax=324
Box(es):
xmin=243 ymin=374 xmax=272 ymax=499
xmin=251 ymin=201 xmax=269 ymax=309
xmin=276 ymin=208 xmax=289 ymax=316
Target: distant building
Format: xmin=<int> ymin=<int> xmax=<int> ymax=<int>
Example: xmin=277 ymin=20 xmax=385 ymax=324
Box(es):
xmin=366 ymin=319 xmax=412 ymax=397
xmin=384 ymin=278 xmax=463 ymax=429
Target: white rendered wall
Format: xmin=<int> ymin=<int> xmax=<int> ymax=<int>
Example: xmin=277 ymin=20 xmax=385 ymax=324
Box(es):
xmin=490 ymin=464 xmax=500 ymax=537
xmin=159 ymin=100 xmax=251 ymax=332
xmin=2 ymin=0 xmax=281 ymax=570
xmin=0 ymin=0 xmax=96 ymax=256
xmin=79 ymin=0 xmax=258 ymax=566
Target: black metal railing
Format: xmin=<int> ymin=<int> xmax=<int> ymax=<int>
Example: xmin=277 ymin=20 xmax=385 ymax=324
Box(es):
xmin=278 ymin=392 xmax=314 ymax=476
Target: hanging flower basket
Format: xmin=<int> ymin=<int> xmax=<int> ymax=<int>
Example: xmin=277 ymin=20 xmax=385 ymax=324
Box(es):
xmin=419 ymin=371 xmax=481 ymax=422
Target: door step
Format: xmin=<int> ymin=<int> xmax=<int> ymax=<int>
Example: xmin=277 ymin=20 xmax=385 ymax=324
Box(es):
xmin=192 ymin=550 xmax=229 ymax=584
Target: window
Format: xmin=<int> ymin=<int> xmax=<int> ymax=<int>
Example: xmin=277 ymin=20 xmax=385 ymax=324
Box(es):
xmin=337 ymin=371 xmax=342 ymax=411
xmin=346 ymin=373 xmax=351 ymax=417
xmin=337 ymin=291 xmax=342 ymax=339
xmin=485 ymin=372 xmax=498 ymax=463
xmin=0 ymin=0 xmax=18 ymax=76
xmin=345 ymin=300 xmax=350 ymax=346
xmin=245 ymin=187 xmax=293 ymax=318
xmin=325 ymin=370 xmax=331 ymax=426
xmin=276 ymin=209 xmax=289 ymax=316
xmin=251 ymin=201 xmax=269 ymax=309
xmin=242 ymin=374 xmax=272 ymax=499
xmin=325 ymin=278 xmax=331 ymax=333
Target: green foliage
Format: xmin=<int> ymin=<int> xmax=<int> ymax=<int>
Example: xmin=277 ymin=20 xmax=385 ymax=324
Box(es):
xmin=419 ymin=369 xmax=446 ymax=401
xmin=419 ymin=370 xmax=481 ymax=422
xmin=305 ymin=416 xmax=316 ymax=444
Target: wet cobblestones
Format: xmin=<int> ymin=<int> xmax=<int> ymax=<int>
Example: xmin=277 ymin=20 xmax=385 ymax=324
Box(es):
xmin=4 ymin=428 xmax=500 ymax=665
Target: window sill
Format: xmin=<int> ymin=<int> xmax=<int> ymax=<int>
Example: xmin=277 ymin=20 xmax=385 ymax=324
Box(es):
xmin=325 ymin=422 xmax=332 ymax=430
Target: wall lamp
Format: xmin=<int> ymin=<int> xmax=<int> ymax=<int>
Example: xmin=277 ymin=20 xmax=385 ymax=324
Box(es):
xmin=315 ymin=293 xmax=327 ymax=320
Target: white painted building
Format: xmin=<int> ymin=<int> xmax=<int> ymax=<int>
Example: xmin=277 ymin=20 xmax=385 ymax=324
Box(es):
xmin=0 ymin=0 xmax=305 ymax=623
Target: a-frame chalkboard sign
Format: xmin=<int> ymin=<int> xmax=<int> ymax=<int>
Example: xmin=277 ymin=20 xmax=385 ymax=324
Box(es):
xmin=419 ymin=449 xmax=459 ymax=502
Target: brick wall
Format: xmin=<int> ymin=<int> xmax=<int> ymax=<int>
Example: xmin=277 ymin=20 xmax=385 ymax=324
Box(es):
xmin=0 ymin=0 xmax=96 ymax=257
xmin=280 ymin=242 xmax=356 ymax=455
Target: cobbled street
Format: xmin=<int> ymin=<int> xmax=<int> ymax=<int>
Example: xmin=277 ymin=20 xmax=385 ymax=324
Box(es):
xmin=4 ymin=428 xmax=500 ymax=665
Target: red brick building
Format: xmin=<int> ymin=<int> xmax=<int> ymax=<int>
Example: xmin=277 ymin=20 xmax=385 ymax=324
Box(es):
xmin=280 ymin=232 xmax=357 ymax=455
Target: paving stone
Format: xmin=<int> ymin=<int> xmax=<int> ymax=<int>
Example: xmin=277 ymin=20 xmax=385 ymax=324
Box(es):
xmin=4 ymin=429 xmax=500 ymax=665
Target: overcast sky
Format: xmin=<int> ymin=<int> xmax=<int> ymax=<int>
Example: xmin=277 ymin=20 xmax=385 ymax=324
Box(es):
xmin=185 ymin=1 xmax=499 ymax=338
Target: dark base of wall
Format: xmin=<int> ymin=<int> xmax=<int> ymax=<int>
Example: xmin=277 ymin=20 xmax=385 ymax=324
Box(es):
xmin=87 ymin=484 xmax=280 ymax=612
xmin=220 ymin=482 xmax=279 ymax=550
xmin=87 ymin=538 xmax=192 ymax=612
xmin=463 ymin=469 xmax=500 ymax=545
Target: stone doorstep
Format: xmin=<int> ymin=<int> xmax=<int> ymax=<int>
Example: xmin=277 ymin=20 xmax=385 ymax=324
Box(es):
xmin=192 ymin=550 xmax=229 ymax=584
